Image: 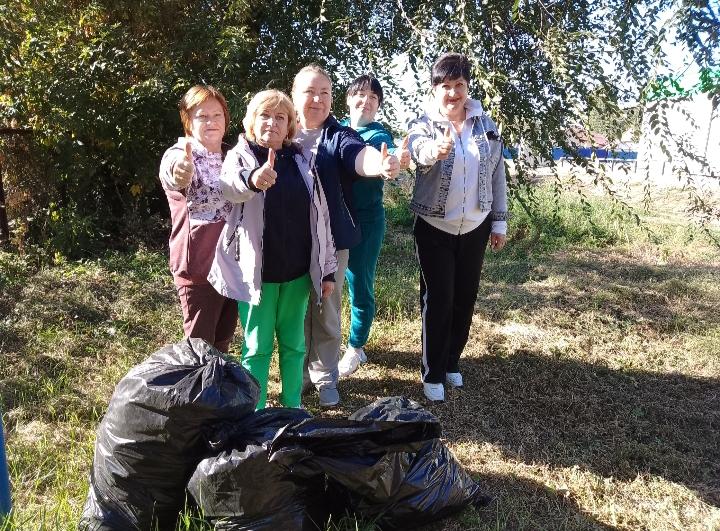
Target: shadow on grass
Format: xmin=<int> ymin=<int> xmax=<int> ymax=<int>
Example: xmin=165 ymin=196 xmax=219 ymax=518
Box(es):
xmin=376 ymin=225 xmax=720 ymax=335
xmin=420 ymin=473 xmax=616 ymax=531
xmin=476 ymin=472 xmax=616 ymax=531
xmin=343 ymin=348 xmax=719 ymax=509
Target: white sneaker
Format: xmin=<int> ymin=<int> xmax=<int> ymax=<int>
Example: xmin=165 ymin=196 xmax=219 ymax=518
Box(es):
xmin=423 ymin=382 xmax=445 ymax=402
xmin=446 ymin=372 xmax=463 ymax=388
xmin=338 ymin=346 xmax=367 ymax=378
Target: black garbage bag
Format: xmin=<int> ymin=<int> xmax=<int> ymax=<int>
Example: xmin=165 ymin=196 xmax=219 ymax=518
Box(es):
xmin=348 ymin=396 xmax=439 ymax=424
xmin=207 ymin=407 xmax=312 ymax=453
xmin=338 ymin=438 xmax=491 ymax=529
xmin=188 ymin=444 xmax=326 ymax=531
xmin=79 ymin=338 xmax=259 ymax=531
xmin=189 ymin=407 xmax=323 ymax=531
xmin=270 ymin=416 xmax=441 ymax=460
xmin=270 ymin=397 xmax=490 ymax=530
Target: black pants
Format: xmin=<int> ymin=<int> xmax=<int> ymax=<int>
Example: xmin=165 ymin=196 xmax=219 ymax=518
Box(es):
xmin=413 ymin=215 xmax=492 ymax=384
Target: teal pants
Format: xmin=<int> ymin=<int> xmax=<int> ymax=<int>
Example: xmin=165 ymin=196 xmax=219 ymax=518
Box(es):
xmin=346 ymin=215 xmax=386 ymax=348
xmin=238 ymin=274 xmax=311 ymax=409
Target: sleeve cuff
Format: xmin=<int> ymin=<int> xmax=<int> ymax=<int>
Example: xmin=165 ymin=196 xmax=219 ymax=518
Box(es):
xmin=491 ymin=220 xmax=507 ymax=235
xmin=322 ymin=273 xmax=335 ymax=282
xmin=244 ymin=168 xmax=262 ymax=192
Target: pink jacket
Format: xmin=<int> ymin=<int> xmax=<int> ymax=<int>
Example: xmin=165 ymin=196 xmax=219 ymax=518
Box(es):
xmin=207 ymin=136 xmax=337 ymax=304
xmin=158 ymin=138 xmax=231 ymax=287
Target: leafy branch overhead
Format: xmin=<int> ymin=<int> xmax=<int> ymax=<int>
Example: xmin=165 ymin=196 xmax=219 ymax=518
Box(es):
xmin=0 ymin=0 xmax=717 ymax=255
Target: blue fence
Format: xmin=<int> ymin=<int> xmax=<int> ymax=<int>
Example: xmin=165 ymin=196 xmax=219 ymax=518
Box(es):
xmin=501 ymin=147 xmax=637 ymax=164
xmin=552 ymin=147 xmax=638 ymax=161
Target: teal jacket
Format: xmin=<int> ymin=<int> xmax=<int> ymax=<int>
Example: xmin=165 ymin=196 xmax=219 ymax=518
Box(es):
xmin=340 ymin=119 xmax=396 ymax=220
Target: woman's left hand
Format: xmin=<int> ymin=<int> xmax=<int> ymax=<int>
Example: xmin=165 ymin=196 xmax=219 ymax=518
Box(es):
xmin=321 ymin=280 xmax=335 ymax=299
xmin=397 ymin=136 xmax=411 ymax=170
xmin=490 ymin=233 xmax=507 ymax=252
xmin=380 ymin=142 xmax=400 ymax=180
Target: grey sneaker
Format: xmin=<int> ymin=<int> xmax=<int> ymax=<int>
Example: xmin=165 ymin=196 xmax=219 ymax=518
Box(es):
xmin=318 ymin=387 xmax=340 ymax=407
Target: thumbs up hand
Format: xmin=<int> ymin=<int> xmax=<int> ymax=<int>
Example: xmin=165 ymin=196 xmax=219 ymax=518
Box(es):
xmin=250 ymin=148 xmax=277 ymax=191
xmin=379 ymin=142 xmax=400 ymax=180
xmin=172 ymin=138 xmax=195 ymax=188
xmin=397 ymin=136 xmax=411 ymax=170
xmin=434 ymin=126 xmax=454 ymax=161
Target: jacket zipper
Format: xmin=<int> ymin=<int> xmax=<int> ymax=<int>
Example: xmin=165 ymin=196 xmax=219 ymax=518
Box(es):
xmin=233 ymin=203 xmax=245 ymax=261
xmin=313 ymin=176 xmax=324 ymax=311
xmin=307 ymin=151 xmax=326 ymax=311
xmin=458 ymin=132 xmax=467 ymax=235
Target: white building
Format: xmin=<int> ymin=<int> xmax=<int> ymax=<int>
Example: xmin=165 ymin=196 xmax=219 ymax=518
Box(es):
xmin=637 ymin=85 xmax=719 ymax=186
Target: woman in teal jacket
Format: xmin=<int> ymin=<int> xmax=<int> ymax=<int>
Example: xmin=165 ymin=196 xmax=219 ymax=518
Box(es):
xmin=338 ymin=75 xmax=411 ymax=377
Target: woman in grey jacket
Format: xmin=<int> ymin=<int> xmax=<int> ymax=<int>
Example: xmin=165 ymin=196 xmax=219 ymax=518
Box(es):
xmin=208 ymin=89 xmax=337 ymax=409
xmin=407 ymin=53 xmax=508 ymax=402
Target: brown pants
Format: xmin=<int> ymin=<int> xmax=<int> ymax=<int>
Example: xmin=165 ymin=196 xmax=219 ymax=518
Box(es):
xmin=177 ymin=283 xmax=238 ymax=353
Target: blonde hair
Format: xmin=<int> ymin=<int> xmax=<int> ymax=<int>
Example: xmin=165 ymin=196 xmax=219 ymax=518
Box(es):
xmin=242 ymin=89 xmax=296 ymax=146
xmin=291 ymin=64 xmax=332 ymax=94
xmin=178 ymin=85 xmax=230 ymax=136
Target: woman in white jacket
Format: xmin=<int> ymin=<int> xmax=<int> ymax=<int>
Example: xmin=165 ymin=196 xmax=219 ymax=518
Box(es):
xmin=208 ymin=89 xmax=337 ymax=409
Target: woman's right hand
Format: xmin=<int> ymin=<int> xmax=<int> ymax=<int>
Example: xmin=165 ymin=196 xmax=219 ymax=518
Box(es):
xmin=250 ymin=148 xmax=277 ymax=191
xmin=379 ymin=143 xmax=400 ymax=180
xmin=172 ymin=140 xmax=195 ymax=188
xmin=433 ymin=127 xmax=454 ymax=161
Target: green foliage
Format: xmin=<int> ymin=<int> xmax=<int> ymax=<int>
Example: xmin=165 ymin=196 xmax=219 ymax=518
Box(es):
xmin=644 ymin=67 xmax=720 ymax=100
xmin=382 ymin=175 xmax=414 ymax=228
xmin=507 ymin=185 xmax=636 ymax=256
xmin=587 ymin=88 xmax=642 ymax=142
xmin=0 ymin=0 xmax=717 ymax=255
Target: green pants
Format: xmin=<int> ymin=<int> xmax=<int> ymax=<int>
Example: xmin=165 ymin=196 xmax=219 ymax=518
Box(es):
xmin=238 ymin=274 xmax=311 ymax=409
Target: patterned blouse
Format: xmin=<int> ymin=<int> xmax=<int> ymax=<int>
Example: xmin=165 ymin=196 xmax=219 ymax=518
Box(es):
xmin=184 ymin=140 xmax=232 ymax=224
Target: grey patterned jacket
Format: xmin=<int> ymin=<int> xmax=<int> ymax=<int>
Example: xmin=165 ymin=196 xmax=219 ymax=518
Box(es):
xmin=407 ymin=98 xmax=508 ymax=224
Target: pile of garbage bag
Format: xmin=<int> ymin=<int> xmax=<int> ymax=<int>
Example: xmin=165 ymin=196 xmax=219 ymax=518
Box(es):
xmin=265 ymin=397 xmax=490 ymax=530
xmin=81 ymin=341 xmax=491 ymax=530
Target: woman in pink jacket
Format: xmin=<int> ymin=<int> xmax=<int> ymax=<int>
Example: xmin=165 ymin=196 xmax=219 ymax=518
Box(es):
xmin=158 ymin=85 xmax=237 ymax=352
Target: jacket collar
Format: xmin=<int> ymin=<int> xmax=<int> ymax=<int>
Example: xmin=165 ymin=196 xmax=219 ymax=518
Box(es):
xmin=323 ymin=114 xmax=341 ymax=129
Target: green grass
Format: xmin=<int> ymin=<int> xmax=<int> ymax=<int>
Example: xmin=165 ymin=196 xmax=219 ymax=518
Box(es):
xmin=1 ymin=183 xmax=719 ymax=529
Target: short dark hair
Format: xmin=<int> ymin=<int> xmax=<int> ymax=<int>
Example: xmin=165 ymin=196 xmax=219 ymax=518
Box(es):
xmin=431 ymin=53 xmax=471 ymax=86
xmin=346 ymin=74 xmax=384 ymax=105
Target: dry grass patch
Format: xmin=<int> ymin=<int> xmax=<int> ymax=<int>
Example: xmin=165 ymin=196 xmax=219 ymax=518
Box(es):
xmin=1 ymin=186 xmax=719 ymax=529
